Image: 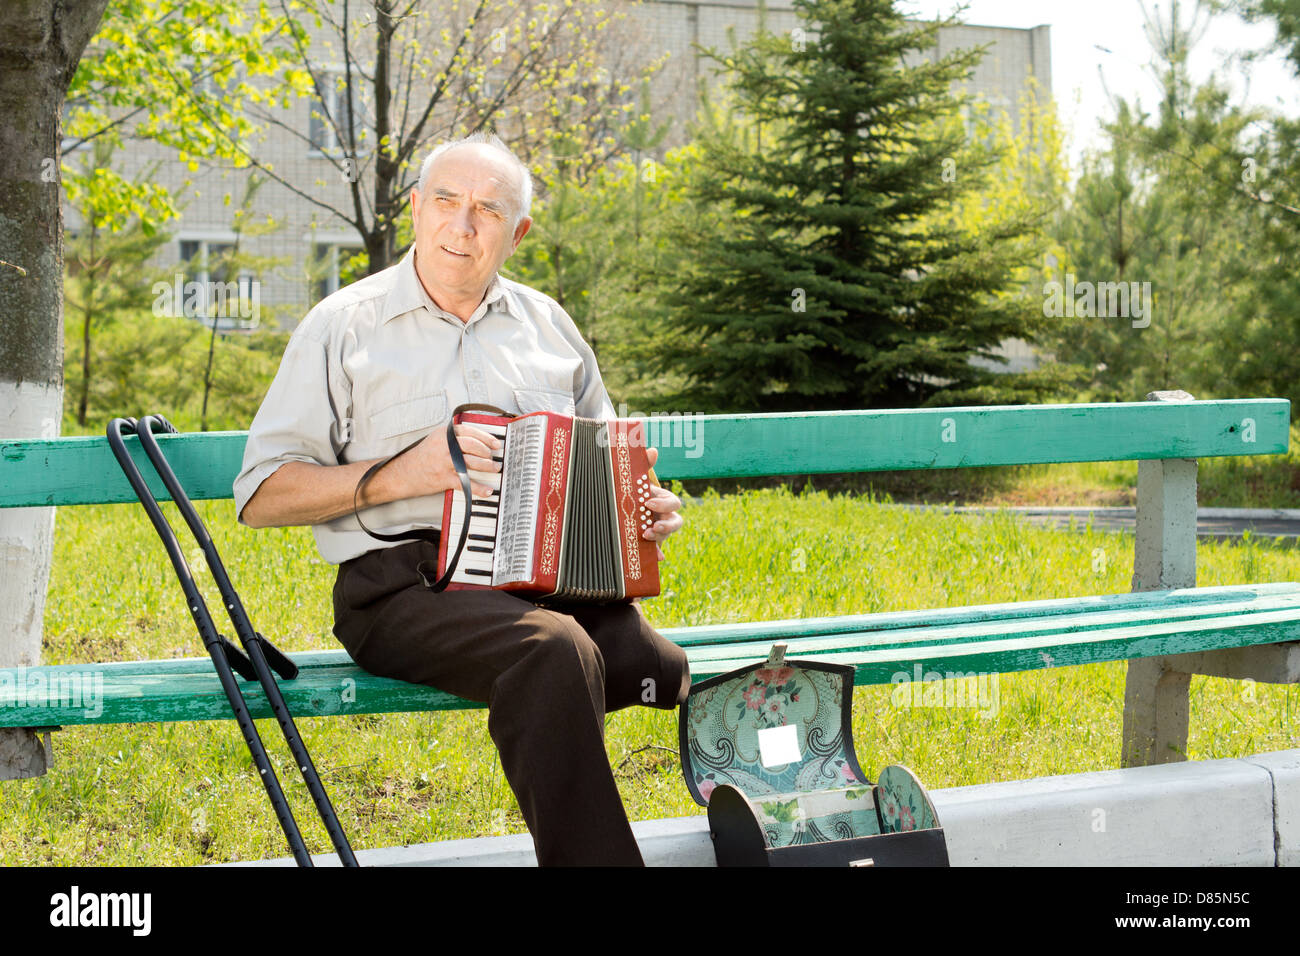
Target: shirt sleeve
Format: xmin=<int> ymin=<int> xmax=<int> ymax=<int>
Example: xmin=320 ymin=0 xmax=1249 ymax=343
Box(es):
xmin=233 ymin=316 xmax=350 ymax=523
xmin=571 ymin=325 xmax=617 ymax=420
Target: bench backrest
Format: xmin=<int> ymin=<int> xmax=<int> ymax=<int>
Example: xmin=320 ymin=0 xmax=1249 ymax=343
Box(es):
xmin=1 ymin=399 xmax=1289 ymax=508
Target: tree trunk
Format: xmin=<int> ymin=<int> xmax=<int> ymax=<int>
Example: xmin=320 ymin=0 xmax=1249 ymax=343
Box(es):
xmin=77 ymin=224 xmax=96 ymax=427
xmin=368 ymin=0 xmax=398 ymax=275
xmin=201 ymin=315 xmax=217 ymax=431
xmin=0 ymin=0 xmax=110 ymax=779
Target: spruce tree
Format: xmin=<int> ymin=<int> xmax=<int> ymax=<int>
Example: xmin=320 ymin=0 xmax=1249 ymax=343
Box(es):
xmin=654 ymin=0 xmax=1047 ymax=412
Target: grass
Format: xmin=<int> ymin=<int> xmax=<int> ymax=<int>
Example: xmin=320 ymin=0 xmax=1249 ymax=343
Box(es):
xmin=2 ymin=480 xmax=1299 ymax=865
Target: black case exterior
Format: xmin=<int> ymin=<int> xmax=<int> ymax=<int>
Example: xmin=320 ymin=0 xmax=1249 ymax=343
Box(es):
xmin=680 ymin=651 xmax=950 ymax=868
xmin=708 ymin=785 xmax=950 ymax=867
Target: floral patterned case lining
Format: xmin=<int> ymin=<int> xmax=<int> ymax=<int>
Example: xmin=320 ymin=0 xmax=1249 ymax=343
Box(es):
xmin=877 ymin=764 xmax=939 ymax=833
xmin=751 ymin=784 xmax=881 ymax=847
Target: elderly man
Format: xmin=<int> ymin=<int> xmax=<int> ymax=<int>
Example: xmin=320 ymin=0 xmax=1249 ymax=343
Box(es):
xmin=235 ymin=133 xmax=689 ymax=866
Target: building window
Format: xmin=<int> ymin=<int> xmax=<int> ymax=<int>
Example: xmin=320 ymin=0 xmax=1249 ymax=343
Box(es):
xmin=188 ymin=59 xmax=222 ymax=99
xmin=180 ymin=239 xmax=237 ymax=286
xmin=310 ymin=242 xmax=365 ymax=302
xmin=178 ymin=238 xmax=259 ymax=330
xmin=309 ymin=71 xmax=363 ymax=154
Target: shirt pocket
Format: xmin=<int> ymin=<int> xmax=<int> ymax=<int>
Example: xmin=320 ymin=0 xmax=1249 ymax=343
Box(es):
xmin=513 ymin=385 xmax=576 ymax=417
xmin=369 ymin=390 xmax=449 ymax=441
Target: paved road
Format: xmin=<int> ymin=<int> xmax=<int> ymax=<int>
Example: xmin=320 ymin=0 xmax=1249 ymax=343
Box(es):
xmin=896 ymin=505 xmax=1300 ymax=542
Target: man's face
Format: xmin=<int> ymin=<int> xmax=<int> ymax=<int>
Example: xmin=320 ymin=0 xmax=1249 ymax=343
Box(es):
xmin=409 ymin=144 xmax=531 ymax=308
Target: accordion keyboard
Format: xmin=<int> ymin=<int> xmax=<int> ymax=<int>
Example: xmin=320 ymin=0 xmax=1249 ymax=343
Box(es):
xmin=492 ymin=415 xmax=547 ymax=585
xmin=444 ymin=420 xmax=508 ymax=586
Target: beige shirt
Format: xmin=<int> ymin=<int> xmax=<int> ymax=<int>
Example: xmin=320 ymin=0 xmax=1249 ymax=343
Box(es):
xmin=233 ymin=249 xmax=616 ymax=564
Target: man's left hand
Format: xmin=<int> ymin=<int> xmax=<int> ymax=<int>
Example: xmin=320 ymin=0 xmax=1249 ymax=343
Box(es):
xmin=643 ymin=447 xmax=682 ymax=561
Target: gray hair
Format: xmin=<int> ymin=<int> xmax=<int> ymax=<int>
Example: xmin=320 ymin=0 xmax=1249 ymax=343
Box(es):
xmin=415 ymin=133 xmax=533 ymax=223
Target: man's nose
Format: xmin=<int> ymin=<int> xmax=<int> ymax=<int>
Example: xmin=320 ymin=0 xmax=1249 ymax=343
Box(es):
xmin=451 ymin=204 xmax=475 ymax=237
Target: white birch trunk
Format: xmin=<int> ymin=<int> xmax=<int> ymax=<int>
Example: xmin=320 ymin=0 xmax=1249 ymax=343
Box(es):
xmin=0 ymin=0 xmax=110 ymax=779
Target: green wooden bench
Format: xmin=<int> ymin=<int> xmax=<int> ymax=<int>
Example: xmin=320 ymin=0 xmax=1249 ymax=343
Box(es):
xmin=2 ymin=393 xmax=1297 ymax=791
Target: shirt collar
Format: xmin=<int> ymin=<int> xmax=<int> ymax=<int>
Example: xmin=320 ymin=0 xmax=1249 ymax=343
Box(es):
xmin=381 ymin=248 xmax=516 ymax=325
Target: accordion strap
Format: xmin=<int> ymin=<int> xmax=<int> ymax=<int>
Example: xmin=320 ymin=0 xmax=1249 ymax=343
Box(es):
xmin=352 ymin=403 xmax=510 ymax=592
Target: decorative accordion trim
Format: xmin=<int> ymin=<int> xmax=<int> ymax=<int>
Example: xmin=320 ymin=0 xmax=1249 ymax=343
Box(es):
xmin=540 ymin=426 xmax=567 ymax=575
xmin=614 ymin=430 xmax=641 ymax=581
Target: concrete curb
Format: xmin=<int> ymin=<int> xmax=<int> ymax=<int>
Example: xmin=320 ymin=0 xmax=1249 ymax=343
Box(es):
xmin=1242 ymin=748 xmax=1300 ymax=868
xmin=888 ymin=504 xmax=1300 ymax=541
xmin=221 ymin=747 xmax=1300 ymax=867
xmin=894 ymin=505 xmax=1300 ymax=520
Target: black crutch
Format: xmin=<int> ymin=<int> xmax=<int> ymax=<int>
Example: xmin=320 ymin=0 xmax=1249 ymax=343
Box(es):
xmin=107 ymin=416 xmax=358 ymax=867
xmin=133 ymin=414 xmax=358 ymax=866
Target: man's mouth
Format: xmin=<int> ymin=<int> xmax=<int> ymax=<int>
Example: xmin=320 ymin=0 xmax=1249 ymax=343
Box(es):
xmin=440 ymin=245 xmax=470 ymax=258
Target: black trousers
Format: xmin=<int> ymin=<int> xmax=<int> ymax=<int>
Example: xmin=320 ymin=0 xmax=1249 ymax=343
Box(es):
xmin=332 ymin=539 xmax=691 ymax=866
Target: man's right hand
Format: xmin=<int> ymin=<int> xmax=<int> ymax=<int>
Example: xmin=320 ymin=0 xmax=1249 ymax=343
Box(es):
xmin=385 ymin=422 xmax=503 ymax=500
xmin=239 ymin=422 xmax=503 ymax=528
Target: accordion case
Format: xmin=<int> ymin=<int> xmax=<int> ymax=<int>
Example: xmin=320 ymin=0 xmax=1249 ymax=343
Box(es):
xmin=436 ymin=409 xmax=661 ymax=602
xmin=679 ymin=645 xmax=949 ymax=867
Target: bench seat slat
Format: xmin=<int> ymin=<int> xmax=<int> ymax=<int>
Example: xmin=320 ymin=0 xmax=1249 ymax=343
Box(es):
xmin=0 ymin=664 xmax=478 ymax=727
xmin=692 ymin=609 xmax=1300 ymax=683
xmin=5 ymin=584 xmax=1298 ymax=728
xmin=26 ymin=584 xmax=1295 ymax=680
xmin=680 ymin=589 xmax=1300 ymax=657
xmin=663 ymin=583 xmax=1300 ymax=646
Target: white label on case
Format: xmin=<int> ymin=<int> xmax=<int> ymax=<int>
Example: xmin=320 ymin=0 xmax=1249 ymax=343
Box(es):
xmin=757 ymin=724 xmax=801 ymax=768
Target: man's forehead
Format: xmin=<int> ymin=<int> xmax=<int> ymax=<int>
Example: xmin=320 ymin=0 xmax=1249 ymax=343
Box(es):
xmin=426 ymin=145 xmax=518 ymax=197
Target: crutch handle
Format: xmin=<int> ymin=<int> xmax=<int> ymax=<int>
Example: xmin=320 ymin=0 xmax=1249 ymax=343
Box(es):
xmin=252 ymin=633 xmax=300 ymax=681
xmin=139 ymin=414 xmax=179 ymax=436
xmin=218 ymin=635 xmax=259 ymax=682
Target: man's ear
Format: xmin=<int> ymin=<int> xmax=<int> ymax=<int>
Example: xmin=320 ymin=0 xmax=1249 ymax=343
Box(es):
xmin=409 ymin=189 xmax=421 ymax=230
xmin=510 ymin=215 xmax=533 ymax=252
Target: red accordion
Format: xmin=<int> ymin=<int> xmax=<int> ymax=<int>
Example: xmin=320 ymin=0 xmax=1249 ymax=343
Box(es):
xmin=435 ymin=408 xmax=661 ymax=602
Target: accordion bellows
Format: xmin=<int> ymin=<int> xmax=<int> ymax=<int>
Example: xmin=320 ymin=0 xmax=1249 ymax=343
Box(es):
xmin=436 ymin=410 xmax=661 ymax=602
xmin=679 ymin=645 xmax=949 ymax=866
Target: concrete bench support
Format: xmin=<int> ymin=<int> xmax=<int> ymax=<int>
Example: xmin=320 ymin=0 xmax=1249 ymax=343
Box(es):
xmin=0 ymin=729 xmax=52 ymax=781
xmin=1123 ymin=390 xmax=1300 ymax=768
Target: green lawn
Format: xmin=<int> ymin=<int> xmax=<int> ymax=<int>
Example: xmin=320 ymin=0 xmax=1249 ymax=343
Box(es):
xmin=2 ymin=483 xmax=1298 ymax=865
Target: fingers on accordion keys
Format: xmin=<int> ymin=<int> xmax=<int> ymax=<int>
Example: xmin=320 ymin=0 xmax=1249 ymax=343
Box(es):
xmin=467 ymin=468 xmax=501 ymax=492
